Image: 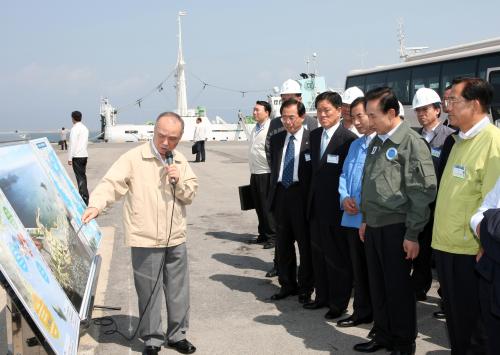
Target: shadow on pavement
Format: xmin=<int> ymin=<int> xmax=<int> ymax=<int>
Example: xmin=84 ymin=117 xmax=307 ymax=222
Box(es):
xmin=206 ymin=231 xmax=255 ymax=243
xmin=212 ymin=253 xmax=273 ymax=273
xmin=85 ymin=314 xmax=144 ymax=353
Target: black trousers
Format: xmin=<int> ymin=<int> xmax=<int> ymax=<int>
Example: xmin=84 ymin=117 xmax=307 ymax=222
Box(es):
xmin=309 ymin=219 xmax=352 ymax=312
xmin=274 ymin=184 xmax=313 ymax=294
xmin=195 ymin=140 xmax=205 ymax=162
xmin=435 ymin=250 xmax=485 ymax=355
xmin=72 ymin=157 xmax=89 ymax=205
xmin=250 ymin=173 xmax=276 ymax=240
xmin=479 ymin=275 xmax=500 ymax=355
xmin=345 ymin=227 xmax=372 ymax=319
xmin=365 ymin=223 xmax=416 ymax=352
xmin=411 ymin=215 xmax=433 ymax=294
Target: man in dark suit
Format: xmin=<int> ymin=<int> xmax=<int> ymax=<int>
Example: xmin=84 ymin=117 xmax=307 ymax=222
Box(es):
xmin=268 ymin=98 xmax=314 ymax=303
xmin=303 ymin=91 xmax=357 ymax=319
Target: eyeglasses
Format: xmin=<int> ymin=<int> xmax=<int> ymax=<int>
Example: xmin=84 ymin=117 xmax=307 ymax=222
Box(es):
xmin=444 ymin=97 xmax=466 ymax=106
xmin=316 ymin=108 xmax=333 ymax=114
xmin=281 ymin=115 xmax=299 ymax=123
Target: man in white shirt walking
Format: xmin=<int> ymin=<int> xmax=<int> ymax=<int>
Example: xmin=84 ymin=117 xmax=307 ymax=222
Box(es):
xmin=68 ymin=110 xmax=90 ymax=204
xmin=193 ymin=117 xmax=207 ymax=162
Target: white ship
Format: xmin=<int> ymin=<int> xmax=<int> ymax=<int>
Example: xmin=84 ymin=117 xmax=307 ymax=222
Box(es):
xmin=99 ymin=12 xmax=250 ymax=143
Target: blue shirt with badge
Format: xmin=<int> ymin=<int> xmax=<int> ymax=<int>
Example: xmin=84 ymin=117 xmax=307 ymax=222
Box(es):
xmin=339 ymin=135 xmax=372 ymax=228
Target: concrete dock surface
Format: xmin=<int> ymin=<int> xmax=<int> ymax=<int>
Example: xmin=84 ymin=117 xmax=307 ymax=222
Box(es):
xmin=2 ymin=141 xmax=450 ymax=354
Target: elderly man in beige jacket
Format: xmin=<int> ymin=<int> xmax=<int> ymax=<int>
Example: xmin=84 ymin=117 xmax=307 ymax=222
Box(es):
xmin=82 ymin=112 xmax=198 ymax=355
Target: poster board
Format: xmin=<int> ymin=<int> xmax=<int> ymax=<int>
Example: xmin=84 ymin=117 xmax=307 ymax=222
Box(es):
xmin=0 ymin=142 xmax=93 ymax=313
xmin=30 ymin=138 xmax=102 ymax=254
xmin=0 ymin=188 xmax=80 ymax=354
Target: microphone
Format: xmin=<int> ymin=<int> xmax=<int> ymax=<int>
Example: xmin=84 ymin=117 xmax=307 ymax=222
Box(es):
xmin=165 ymin=151 xmax=176 ymax=186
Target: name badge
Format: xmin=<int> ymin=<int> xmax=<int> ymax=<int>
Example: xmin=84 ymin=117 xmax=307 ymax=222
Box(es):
xmin=386 ymin=147 xmax=398 ymax=161
xmin=452 ymin=165 xmax=466 ymax=179
xmin=327 ymin=154 xmax=339 ymax=164
xmin=431 ymin=147 xmax=441 ymax=158
xmin=304 ymin=153 xmax=311 ymax=162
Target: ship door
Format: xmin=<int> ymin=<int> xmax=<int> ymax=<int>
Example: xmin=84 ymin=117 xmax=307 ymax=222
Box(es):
xmin=487 ymin=67 xmax=500 ymax=126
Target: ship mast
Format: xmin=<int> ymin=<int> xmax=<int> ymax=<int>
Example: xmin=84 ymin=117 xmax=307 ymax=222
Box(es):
xmin=176 ymin=11 xmax=188 ymax=116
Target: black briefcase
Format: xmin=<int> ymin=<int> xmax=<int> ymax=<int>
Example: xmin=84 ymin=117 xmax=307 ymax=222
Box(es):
xmin=238 ymin=185 xmax=254 ymax=210
xmin=191 ymin=143 xmax=198 ymax=154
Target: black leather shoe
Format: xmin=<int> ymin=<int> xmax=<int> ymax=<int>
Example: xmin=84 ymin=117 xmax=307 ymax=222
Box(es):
xmin=263 ymin=241 xmax=275 ymax=249
xmin=337 ymin=315 xmax=373 ymax=327
xmin=270 ymin=289 xmax=297 ymax=301
xmin=303 ymin=301 xmax=326 ymax=310
xmin=324 ymin=308 xmax=345 ymax=320
xmin=247 ymin=236 xmax=268 ymax=244
xmin=415 ymin=291 xmax=427 ymax=301
xmin=167 ymin=339 xmax=196 ymax=354
xmin=298 ymin=293 xmax=311 ymax=304
xmin=353 ymin=339 xmax=389 ymax=353
xmin=367 ymin=327 xmax=376 ymax=339
xmin=142 ymin=345 xmax=161 ymax=355
xmin=265 ymin=268 xmax=277 ymax=278
xmin=433 ymin=310 xmax=446 ymax=319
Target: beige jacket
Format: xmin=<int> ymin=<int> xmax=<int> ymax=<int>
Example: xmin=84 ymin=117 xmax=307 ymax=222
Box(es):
xmin=89 ymin=142 xmax=198 ymax=247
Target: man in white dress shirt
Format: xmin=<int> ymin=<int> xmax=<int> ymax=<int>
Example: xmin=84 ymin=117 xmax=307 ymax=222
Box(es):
xmin=68 ymin=110 xmax=89 ymax=204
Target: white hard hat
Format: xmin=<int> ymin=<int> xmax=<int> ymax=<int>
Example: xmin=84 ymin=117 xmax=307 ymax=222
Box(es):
xmin=280 ymin=79 xmax=301 ymax=95
xmin=412 ymin=88 xmax=441 ymax=109
xmin=398 ymin=101 xmax=405 ymax=117
xmin=342 ymin=86 xmax=364 ymax=105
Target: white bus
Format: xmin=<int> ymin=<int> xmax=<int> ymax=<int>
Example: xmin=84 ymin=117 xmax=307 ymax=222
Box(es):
xmin=345 ymin=37 xmax=500 ymax=127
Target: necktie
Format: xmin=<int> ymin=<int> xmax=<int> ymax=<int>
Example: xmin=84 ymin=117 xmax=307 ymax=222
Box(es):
xmin=320 ymin=130 xmax=329 ymax=157
xmin=282 ymin=135 xmax=295 ymax=188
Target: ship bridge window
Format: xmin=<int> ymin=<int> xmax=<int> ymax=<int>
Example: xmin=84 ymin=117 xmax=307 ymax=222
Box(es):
xmin=345 ymin=75 xmax=365 ymax=92
xmin=478 ymin=53 xmax=500 ymax=80
xmin=125 ymin=130 xmax=139 ymax=134
xmin=411 ymin=64 xmax=440 ymax=99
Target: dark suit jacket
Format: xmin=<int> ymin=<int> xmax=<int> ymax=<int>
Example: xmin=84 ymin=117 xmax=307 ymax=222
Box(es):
xmin=417 ymin=123 xmax=455 ymax=172
xmin=265 ymin=115 xmax=318 ymax=167
xmin=268 ymin=129 xmax=312 ymax=212
xmin=307 ymin=126 xmax=357 ymax=224
xmin=476 ymin=208 xmax=500 ymax=316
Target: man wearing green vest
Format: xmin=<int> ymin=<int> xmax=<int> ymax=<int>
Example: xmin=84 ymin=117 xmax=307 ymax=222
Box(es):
xmin=432 ymin=77 xmax=500 ymax=354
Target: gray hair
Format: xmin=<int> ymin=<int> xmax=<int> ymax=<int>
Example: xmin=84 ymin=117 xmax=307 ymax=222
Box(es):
xmin=155 ymin=112 xmax=185 ymax=133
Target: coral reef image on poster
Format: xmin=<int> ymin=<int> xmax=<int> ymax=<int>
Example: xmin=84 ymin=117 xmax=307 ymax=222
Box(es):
xmin=0 ymin=188 xmax=80 ymax=355
xmin=30 ymin=138 xmax=101 ymax=254
xmin=0 ymin=143 xmax=91 ymax=311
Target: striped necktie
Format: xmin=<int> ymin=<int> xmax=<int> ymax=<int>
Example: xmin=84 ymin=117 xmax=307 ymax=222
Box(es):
xmin=282 ymin=135 xmax=295 ymax=188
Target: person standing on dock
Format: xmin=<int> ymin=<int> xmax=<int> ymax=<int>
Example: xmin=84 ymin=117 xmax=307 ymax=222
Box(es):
xmin=82 ymin=112 xmax=198 ymax=355
xmin=60 ymin=127 xmax=68 ymax=150
xmin=247 ymin=101 xmax=276 ymax=247
xmin=68 ymin=111 xmax=89 ymax=205
xmin=193 ymin=117 xmax=207 ymax=162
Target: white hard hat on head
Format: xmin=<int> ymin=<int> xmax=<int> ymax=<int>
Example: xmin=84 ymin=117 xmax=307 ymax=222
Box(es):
xmin=412 ymin=88 xmax=441 ymax=109
xmin=398 ymin=101 xmax=405 ymax=117
xmin=342 ymin=86 xmax=364 ymax=105
xmin=280 ymin=79 xmax=302 ymax=95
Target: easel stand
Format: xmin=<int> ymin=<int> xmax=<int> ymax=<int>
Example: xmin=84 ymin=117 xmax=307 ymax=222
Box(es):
xmin=6 ymin=296 xmax=48 ymax=355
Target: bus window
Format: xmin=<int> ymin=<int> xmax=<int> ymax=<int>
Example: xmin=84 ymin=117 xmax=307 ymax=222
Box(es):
xmin=441 ymin=58 xmax=477 ymax=93
xmin=365 ymin=72 xmax=387 ymax=92
xmin=411 ymin=64 xmax=440 ymax=99
xmin=386 ymin=68 xmax=411 ymax=104
xmin=478 ymin=53 xmax=500 ymax=79
xmin=345 ymin=75 xmax=365 ymax=91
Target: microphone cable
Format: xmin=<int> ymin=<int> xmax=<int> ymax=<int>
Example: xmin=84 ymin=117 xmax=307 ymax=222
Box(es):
xmin=93 ymin=181 xmax=177 ymax=342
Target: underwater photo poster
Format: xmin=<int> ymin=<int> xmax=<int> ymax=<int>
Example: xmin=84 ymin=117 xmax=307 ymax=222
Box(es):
xmin=0 ymin=142 xmax=92 ymax=312
xmin=30 ymin=138 xmax=102 ymax=254
xmin=0 ymin=188 xmax=80 ymax=355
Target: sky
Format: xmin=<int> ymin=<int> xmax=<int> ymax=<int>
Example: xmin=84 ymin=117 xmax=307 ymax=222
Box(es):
xmin=2 ymin=0 xmax=499 ymax=131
